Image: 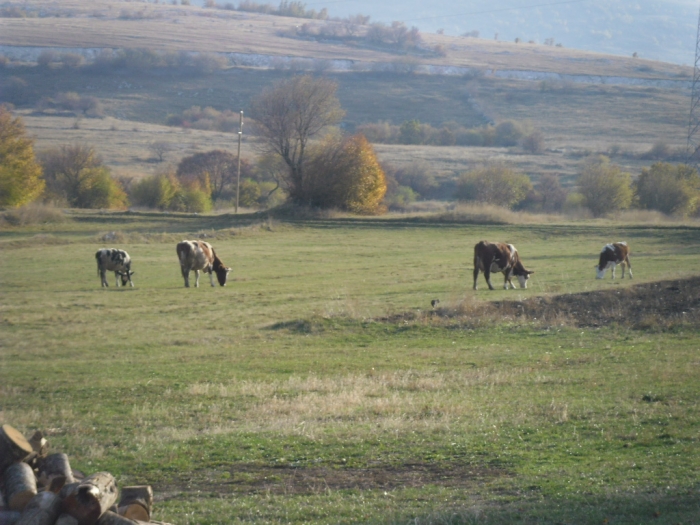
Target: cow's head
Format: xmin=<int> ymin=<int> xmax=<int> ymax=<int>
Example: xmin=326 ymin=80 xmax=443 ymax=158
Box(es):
xmin=513 ymin=261 xmax=534 ymax=288
xmin=118 ymin=270 xmax=134 ymax=286
xmin=211 ymin=255 xmax=231 ymax=286
xmin=595 ymin=263 xmax=611 ymax=279
xmin=214 ymin=266 xmax=231 ymax=286
xmin=516 ymin=270 xmax=534 ymax=288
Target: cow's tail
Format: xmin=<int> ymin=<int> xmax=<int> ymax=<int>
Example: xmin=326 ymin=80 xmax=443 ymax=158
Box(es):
xmin=96 ymin=252 xmax=101 ymax=277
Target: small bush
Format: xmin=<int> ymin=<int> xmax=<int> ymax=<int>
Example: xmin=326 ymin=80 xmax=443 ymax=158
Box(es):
xmin=130 ymin=172 xmax=179 ymax=210
xmin=577 ymin=155 xmax=633 ymax=217
xmin=455 ymin=164 xmax=533 ymax=209
xmin=520 ymin=130 xmax=545 ymax=154
xmin=641 ymin=141 xmax=673 ymax=161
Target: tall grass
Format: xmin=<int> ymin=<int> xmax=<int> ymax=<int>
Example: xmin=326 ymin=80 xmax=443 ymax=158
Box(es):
xmin=0 ymin=201 xmax=68 ymax=226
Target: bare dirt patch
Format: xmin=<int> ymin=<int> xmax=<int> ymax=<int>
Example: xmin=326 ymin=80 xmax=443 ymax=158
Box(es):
xmin=432 ymin=276 xmax=700 ymax=329
xmin=157 ymin=462 xmax=508 ymax=498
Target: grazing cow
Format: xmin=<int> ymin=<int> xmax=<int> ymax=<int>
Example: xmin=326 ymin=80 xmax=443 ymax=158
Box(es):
xmin=595 ymin=242 xmax=632 ymax=279
xmin=473 ymin=241 xmax=534 ymax=290
xmin=96 ymin=248 xmax=134 ymax=288
xmin=176 ymin=240 xmax=231 ymax=288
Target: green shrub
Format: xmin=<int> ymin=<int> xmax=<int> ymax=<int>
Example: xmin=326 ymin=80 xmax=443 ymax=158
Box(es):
xmin=577 ymin=155 xmax=633 ymax=217
xmin=455 ymin=164 xmax=532 ymax=209
xmin=635 ymin=162 xmax=700 ymax=216
xmin=130 ymin=172 xmax=179 ymax=210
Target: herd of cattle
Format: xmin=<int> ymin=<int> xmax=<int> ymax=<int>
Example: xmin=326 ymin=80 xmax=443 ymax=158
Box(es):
xmin=95 ymin=239 xmax=632 ymax=290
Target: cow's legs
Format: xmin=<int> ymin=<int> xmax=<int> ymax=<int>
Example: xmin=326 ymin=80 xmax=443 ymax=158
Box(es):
xmin=114 ymin=272 xmax=121 ymax=287
xmin=484 ymin=268 xmax=495 ymax=290
xmin=473 ymin=260 xmax=480 ymax=290
xmin=626 ymin=257 xmax=633 ymax=278
xmin=611 ymin=263 xmax=617 ymax=279
xmin=504 ymin=273 xmax=512 ymax=290
xmin=100 ymin=269 xmax=108 ymax=287
xmin=194 ymin=270 xmax=201 ymax=287
xmin=208 ymin=270 xmax=216 ymax=287
xmin=181 ymin=267 xmax=190 ymax=287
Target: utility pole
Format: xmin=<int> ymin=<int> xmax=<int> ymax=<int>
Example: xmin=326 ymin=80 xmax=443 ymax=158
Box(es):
xmin=235 ymin=110 xmax=243 ymax=213
xmin=687 ymin=5 xmax=700 ymax=164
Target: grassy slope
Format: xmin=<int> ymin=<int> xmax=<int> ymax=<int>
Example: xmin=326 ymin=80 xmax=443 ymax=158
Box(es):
xmin=8 ymin=67 xmax=690 ymax=183
xmin=1 ymin=213 xmax=699 ymax=524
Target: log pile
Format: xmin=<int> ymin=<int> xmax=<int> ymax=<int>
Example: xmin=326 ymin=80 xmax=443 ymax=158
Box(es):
xmin=0 ymin=425 xmax=172 ymax=525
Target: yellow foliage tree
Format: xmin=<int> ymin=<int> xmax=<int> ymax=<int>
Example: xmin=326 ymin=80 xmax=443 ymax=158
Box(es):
xmin=305 ymin=134 xmax=387 ymax=214
xmin=0 ymin=107 xmax=45 ymax=208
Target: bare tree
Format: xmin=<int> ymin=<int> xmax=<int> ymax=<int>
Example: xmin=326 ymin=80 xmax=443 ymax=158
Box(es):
xmin=148 ymin=141 xmax=173 ymax=162
xmin=249 ymin=75 xmax=345 ymax=204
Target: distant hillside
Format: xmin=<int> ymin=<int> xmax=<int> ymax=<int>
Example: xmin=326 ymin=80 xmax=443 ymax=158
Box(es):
xmin=189 ymin=0 xmax=698 ymax=65
xmin=0 ymin=0 xmax=691 ymax=79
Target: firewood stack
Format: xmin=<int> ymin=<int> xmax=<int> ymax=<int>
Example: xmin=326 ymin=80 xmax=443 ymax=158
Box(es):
xmin=0 ymin=425 xmax=172 ymax=525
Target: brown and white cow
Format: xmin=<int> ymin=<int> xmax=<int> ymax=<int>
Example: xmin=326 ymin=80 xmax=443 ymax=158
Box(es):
xmin=595 ymin=242 xmax=632 ymax=279
xmin=96 ymin=248 xmax=134 ymax=288
xmin=473 ymin=241 xmax=534 ymax=290
xmin=176 ymin=240 xmax=231 ymax=288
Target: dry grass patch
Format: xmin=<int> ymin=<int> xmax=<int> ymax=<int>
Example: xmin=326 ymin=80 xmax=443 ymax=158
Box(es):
xmin=0 ymin=202 xmax=68 ymax=226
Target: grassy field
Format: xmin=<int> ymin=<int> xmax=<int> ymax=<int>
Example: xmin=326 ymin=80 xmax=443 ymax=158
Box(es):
xmin=1 ymin=211 xmax=699 ymax=524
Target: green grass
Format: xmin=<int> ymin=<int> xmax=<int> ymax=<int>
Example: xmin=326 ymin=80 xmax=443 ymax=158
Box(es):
xmin=1 ymin=212 xmax=699 ymax=524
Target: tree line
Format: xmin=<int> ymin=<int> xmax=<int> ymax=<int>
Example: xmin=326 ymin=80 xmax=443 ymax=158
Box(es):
xmin=451 ymin=157 xmax=700 ymax=218
xmin=2 ymin=74 xmax=699 ymax=219
xmin=0 ymin=76 xmax=388 ymax=215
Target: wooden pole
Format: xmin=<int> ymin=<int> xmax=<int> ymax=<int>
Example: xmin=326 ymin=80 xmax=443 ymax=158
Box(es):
xmin=235 ymin=110 xmax=244 ymax=213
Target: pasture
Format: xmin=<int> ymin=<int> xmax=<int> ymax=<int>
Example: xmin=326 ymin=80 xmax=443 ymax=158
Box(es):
xmin=0 ymin=211 xmax=699 ymax=524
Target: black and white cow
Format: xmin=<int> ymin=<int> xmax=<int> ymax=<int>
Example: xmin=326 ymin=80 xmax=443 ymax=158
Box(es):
xmin=473 ymin=241 xmax=534 ymax=290
xmin=176 ymin=240 xmax=231 ymax=288
xmin=96 ymin=248 xmax=134 ymax=287
xmin=595 ymin=242 xmax=632 ymax=279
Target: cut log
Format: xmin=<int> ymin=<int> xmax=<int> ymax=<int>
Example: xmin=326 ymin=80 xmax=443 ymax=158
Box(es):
xmin=94 ymin=511 xmax=146 ymax=525
xmin=115 ymin=505 xmax=147 ymax=522
xmin=117 ymin=486 xmax=152 ymax=522
xmin=14 ymin=491 xmax=62 ymax=525
xmin=37 ymin=453 xmax=75 ymax=493
xmin=2 ymin=462 xmax=37 ymax=511
xmin=0 ymin=425 xmax=33 ymax=476
xmin=0 ymin=511 xmax=21 ymax=525
xmin=58 ymin=483 xmax=80 ymax=501
xmin=28 ymin=432 xmax=48 ymax=459
xmin=62 ymin=472 xmax=118 ymax=525
xmin=55 ymin=514 xmax=79 ymax=525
